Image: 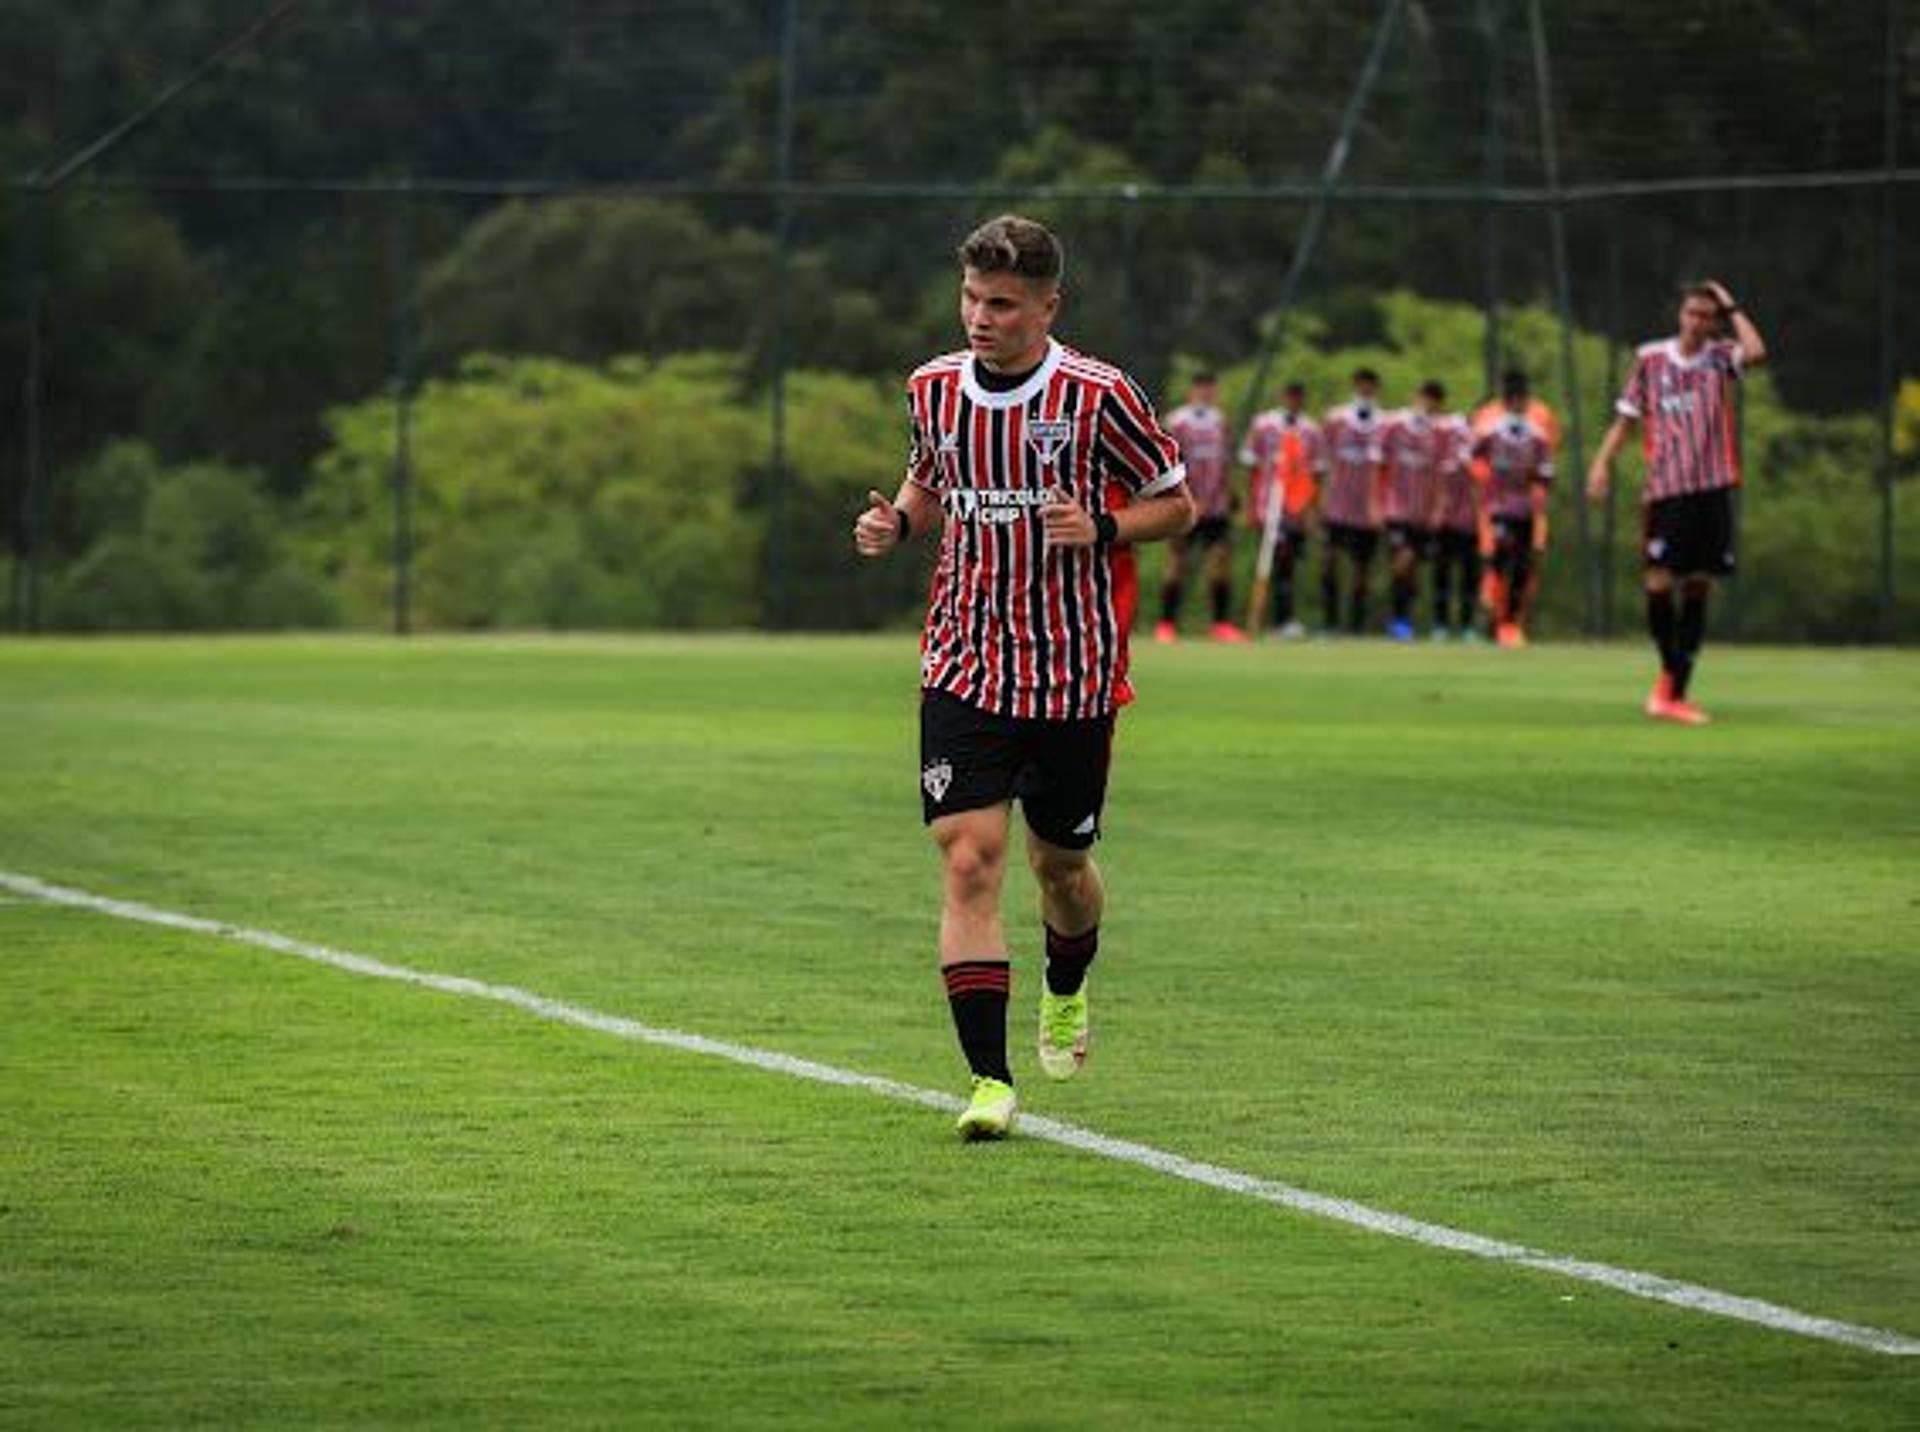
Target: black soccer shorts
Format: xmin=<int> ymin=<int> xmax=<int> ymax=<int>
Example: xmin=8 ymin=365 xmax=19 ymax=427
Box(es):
xmin=1323 ymin=521 xmax=1380 ymax=563
xmin=1644 ymin=487 xmax=1736 ymax=577
xmin=919 ymin=690 xmax=1114 ymax=850
xmin=1490 ymin=513 xmax=1534 ymax=553
xmin=1384 ymin=521 xmax=1433 ymax=557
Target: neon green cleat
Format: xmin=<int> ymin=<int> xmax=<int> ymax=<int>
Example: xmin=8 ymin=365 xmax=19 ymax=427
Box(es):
xmin=1037 ymin=986 xmax=1090 ymax=1081
xmin=955 ymin=1076 xmax=1017 ymax=1140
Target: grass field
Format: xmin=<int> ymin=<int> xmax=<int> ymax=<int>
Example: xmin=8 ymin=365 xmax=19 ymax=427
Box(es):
xmin=2 ymin=633 xmax=1917 ymax=1428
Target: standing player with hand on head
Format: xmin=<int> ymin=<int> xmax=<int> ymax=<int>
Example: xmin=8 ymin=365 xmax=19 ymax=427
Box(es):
xmin=1156 ymin=371 xmax=1246 ymax=643
xmin=1588 ymin=280 xmax=1767 ymax=724
xmin=853 ymin=215 xmax=1195 ymax=1140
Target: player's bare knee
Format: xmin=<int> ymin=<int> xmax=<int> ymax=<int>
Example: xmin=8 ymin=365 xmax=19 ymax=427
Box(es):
xmin=1027 ymin=840 xmax=1092 ymax=893
xmin=936 ymin=824 xmax=1005 ymax=901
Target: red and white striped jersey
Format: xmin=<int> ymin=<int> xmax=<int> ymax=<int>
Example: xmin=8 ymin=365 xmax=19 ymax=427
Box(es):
xmin=1165 ymin=402 xmax=1232 ymax=519
xmin=1379 ymin=410 xmax=1465 ymax=526
xmin=1430 ymin=418 xmax=1479 ymax=533
xmin=1616 ymin=338 xmax=1744 ymax=503
xmin=1240 ymin=409 xmax=1325 ymax=524
xmin=1319 ymin=402 xmax=1386 ymax=529
xmin=906 ymin=338 xmax=1185 ymax=720
xmin=1471 ymin=411 xmax=1555 ymax=519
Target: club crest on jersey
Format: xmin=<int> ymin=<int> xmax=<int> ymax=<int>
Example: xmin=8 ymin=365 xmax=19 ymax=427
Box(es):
xmin=1027 ymin=419 xmax=1072 ymax=467
xmin=921 ymin=759 xmax=953 ymax=803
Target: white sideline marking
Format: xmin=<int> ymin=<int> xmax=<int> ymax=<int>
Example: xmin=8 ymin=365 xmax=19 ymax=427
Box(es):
xmin=5 ymin=868 xmax=1917 ymax=1359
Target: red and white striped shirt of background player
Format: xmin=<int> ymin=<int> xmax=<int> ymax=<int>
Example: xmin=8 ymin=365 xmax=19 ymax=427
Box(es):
xmin=905 ymin=337 xmax=1186 ymax=722
xmin=1379 ymin=408 xmax=1469 ymax=527
xmin=1163 ymin=399 xmax=1232 ymax=521
xmin=1471 ymin=411 xmax=1555 ymax=519
xmin=1318 ymin=401 xmax=1388 ymax=528
xmin=1615 ymin=337 xmax=1745 ymax=502
xmin=1429 ymin=418 xmax=1480 ymax=533
xmin=1239 ymin=408 xmax=1326 ymax=527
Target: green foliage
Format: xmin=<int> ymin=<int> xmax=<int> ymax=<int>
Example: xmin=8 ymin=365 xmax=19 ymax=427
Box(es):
xmin=141 ymin=197 xmax=456 ymax=499
xmin=0 ymin=191 xmax=204 ymax=556
xmin=306 ymin=354 xmax=768 ymax=629
xmin=45 ymin=441 xmax=339 ymax=632
xmin=420 ymin=196 xmax=906 ymax=379
xmin=764 ymin=368 xmax=928 ymax=629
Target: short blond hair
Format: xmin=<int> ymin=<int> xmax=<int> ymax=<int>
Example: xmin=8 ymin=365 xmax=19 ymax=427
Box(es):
xmin=957 ymin=214 xmax=1063 ymax=285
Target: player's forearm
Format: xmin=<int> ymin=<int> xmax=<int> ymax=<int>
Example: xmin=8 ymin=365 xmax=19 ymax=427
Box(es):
xmin=1730 ymin=309 xmax=1768 ymax=368
xmin=1116 ymin=486 xmax=1196 ymax=544
xmin=895 ymin=480 xmax=943 ymax=536
xmin=1593 ymin=417 xmax=1632 ymax=469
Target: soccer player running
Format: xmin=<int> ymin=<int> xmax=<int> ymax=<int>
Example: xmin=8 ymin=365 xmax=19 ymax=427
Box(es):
xmin=1378 ymin=379 xmax=1461 ymax=642
xmin=1472 ymin=369 xmax=1554 ymax=648
xmin=1588 ymin=280 xmax=1768 ymax=725
xmin=1156 ymin=371 xmax=1246 ymax=643
xmin=1240 ymin=380 xmax=1324 ymax=639
xmin=1318 ymin=368 xmax=1388 ymax=635
xmin=853 ymin=215 xmax=1195 ymax=1140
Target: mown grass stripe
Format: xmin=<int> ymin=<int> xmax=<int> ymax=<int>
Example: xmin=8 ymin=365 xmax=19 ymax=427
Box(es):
xmin=6 ymin=866 xmax=1915 ymax=1359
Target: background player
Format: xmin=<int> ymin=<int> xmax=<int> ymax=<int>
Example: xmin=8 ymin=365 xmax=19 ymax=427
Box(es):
xmin=1318 ymin=368 xmax=1387 ymax=635
xmin=1588 ymin=279 xmax=1768 ymax=724
xmin=1240 ymin=380 xmax=1324 ymax=639
xmin=1428 ymin=393 xmax=1483 ymax=641
xmin=1378 ymin=379 xmax=1459 ymax=642
xmin=1157 ymin=371 xmax=1245 ymax=643
xmin=853 ymin=214 xmax=1194 ymax=1140
xmin=1471 ymin=370 xmax=1554 ymax=647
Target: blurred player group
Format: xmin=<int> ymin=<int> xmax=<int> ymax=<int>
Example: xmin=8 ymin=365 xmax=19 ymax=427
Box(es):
xmin=1154 ymin=365 xmax=1559 ymax=650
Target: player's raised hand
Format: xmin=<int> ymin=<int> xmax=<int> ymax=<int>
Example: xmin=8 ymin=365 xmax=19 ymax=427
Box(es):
xmin=854 ymin=489 xmax=902 ymax=557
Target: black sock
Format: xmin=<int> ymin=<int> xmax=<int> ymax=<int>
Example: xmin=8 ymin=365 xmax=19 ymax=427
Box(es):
xmin=1274 ymin=556 xmax=1295 ymax=625
xmin=1321 ymin=564 xmax=1340 ymax=629
xmin=1160 ymin=580 xmax=1183 ymax=624
xmin=1674 ymin=587 xmax=1709 ymax=698
xmin=1391 ymin=571 xmax=1413 ymax=622
xmin=1646 ymin=588 xmax=1678 ymax=676
xmin=1433 ymin=561 xmax=1453 ymax=629
xmin=1507 ymin=554 xmax=1531 ymax=625
xmin=1460 ymin=555 xmax=1482 ymax=629
xmin=1044 ymin=924 xmax=1098 ymax=996
xmin=1349 ymin=582 xmax=1369 ymax=633
xmin=1210 ymin=581 xmax=1230 ymax=625
xmin=943 ymin=961 xmax=1011 ymax=1084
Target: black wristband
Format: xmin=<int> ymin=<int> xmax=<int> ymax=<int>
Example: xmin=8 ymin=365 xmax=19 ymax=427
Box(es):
xmin=893 ymin=505 xmax=911 ymax=541
xmin=1093 ymin=512 xmax=1120 ymax=546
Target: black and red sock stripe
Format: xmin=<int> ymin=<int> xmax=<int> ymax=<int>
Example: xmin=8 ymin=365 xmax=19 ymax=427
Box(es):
xmin=942 ymin=959 xmax=1012 ymax=1085
xmin=1043 ymin=924 xmax=1098 ymax=997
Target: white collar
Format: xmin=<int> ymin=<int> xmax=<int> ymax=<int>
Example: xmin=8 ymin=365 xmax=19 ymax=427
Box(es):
xmin=1666 ymin=337 xmax=1718 ymax=369
xmin=963 ymin=338 xmax=1063 ymax=408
